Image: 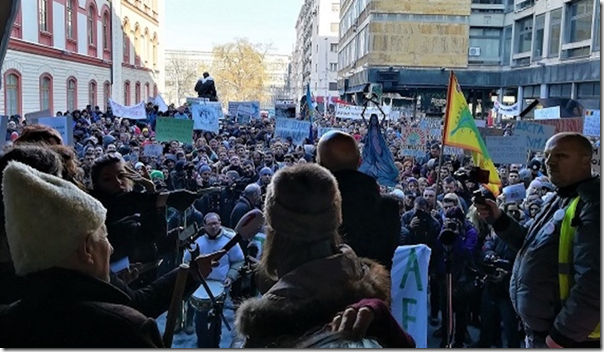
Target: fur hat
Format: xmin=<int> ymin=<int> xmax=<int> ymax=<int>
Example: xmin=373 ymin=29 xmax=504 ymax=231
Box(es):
xmin=264 ymin=164 xmax=341 ymax=242
xmin=3 ymin=161 xmax=107 ymax=276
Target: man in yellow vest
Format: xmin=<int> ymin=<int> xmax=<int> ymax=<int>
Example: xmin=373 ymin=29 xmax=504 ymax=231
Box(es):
xmin=474 ymin=132 xmax=600 ymax=348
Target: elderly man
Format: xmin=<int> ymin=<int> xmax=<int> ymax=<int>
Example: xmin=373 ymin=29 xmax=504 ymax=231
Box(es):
xmin=0 ymin=161 xmax=163 ymax=347
xmin=475 ymin=133 xmax=600 ymax=348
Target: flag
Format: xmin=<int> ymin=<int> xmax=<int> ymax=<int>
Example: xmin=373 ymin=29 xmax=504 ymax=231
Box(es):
xmin=443 ymin=72 xmax=501 ymax=196
xmin=306 ymin=83 xmax=313 ymax=141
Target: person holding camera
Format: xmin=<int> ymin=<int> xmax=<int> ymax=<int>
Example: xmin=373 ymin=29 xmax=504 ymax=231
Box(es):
xmin=474 ymin=133 xmax=600 ymax=348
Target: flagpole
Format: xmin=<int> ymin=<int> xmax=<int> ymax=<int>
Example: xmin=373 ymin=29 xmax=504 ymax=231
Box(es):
xmin=435 ymin=71 xmax=453 ymax=196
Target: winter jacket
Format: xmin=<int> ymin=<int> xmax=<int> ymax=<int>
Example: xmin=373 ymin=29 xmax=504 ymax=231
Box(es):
xmin=492 ymin=176 xmax=600 ymax=347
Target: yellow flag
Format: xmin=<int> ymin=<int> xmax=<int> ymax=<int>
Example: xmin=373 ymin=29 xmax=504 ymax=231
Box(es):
xmin=443 ymin=72 xmax=501 ymax=196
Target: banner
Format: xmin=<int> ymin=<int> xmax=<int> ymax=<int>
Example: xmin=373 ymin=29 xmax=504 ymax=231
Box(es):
xmin=485 ymin=135 xmax=527 ymax=164
xmin=38 ymin=116 xmax=73 ymax=145
xmin=191 ymin=103 xmax=221 ymax=133
xmin=400 ymin=128 xmax=429 ymax=157
xmin=502 ymin=183 xmax=527 ymax=203
xmin=534 ymin=106 xmax=560 ymax=119
xmin=109 ymin=99 xmax=147 ymax=120
xmin=154 ymin=94 xmax=169 ymax=113
xmin=418 ymin=118 xmax=442 ymax=138
xmin=275 ymin=100 xmax=296 ymax=119
xmin=335 ymin=104 xmax=384 ymax=120
xmin=228 ymin=101 xmax=260 ymax=123
xmin=493 ymin=101 xmax=520 ymax=116
xmin=143 ymin=144 xmax=164 ymax=157
xmin=534 ymin=118 xmax=583 ymax=133
xmin=155 ymin=117 xmax=194 ymax=143
xmin=274 ymin=118 xmax=312 ymax=145
xmin=391 ymin=244 xmax=431 ymax=348
xmin=592 ymin=145 xmax=600 ymax=176
xmin=583 ymin=110 xmax=601 ymax=137
xmin=513 ymin=120 xmax=555 ymax=151
xmin=318 ymin=126 xmax=344 ymax=137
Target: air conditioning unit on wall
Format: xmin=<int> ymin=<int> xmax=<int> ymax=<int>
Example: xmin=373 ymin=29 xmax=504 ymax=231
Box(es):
xmin=469 ymin=47 xmax=481 ymax=57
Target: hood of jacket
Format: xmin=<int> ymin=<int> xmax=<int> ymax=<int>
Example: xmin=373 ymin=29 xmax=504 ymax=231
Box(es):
xmin=235 ymin=245 xmax=390 ymax=347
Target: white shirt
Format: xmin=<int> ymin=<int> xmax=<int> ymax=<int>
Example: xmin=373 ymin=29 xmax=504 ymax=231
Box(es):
xmin=183 ymin=228 xmax=245 ymax=282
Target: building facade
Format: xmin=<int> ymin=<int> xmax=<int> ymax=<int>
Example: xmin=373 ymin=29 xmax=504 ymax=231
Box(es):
xmin=291 ymin=0 xmax=340 ymax=104
xmin=1 ymin=0 xmax=165 ymax=117
xmin=338 ymin=0 xmax=600 ymax=117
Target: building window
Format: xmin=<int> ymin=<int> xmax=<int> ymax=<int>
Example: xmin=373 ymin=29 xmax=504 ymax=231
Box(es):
xmin=532 ymin=14 xmax=545 ymax=59
xmin=145 ymin=83 xmax=150 ymax=99
xmin=67 ymin=77 xmax=77 ymax=112
xmin=469 ymin=27 xmax=502 ymax=63
xmin=88 ymin=5 xmax=96 ymax=45
xmin=566 ymin=0 xmax=593 ymax=43
xmin=330 ymin=43 xmax=338 ymax=52
xmin=330 ymin=23 xmax=339 ymax=33
xmin=103 ymin=81 xmax=111 ymax=107
xmin=332 ymin=3 xmax=339 ymax=11
xmin=549 ymin=83 xmax=572 ymax=98
xmin=329 ymin=63 xmax=338 ymax=71
xmin=40 ymin=74 xmax=53 ymax=111
xmin=66 ymin=0 xmax=75 ymax=39
xmin=39 ymin=0 xmax=48 ymax=32
xmin=153 ymin=84 xmax=158 ymax=97
xmin=577 ymin=82 xmax=600 ymax=98
xmin=135 ymin=82 xmax=141 ymax=103
xmin=134 ymin=24 xmax=141 ymax=65
xmin=123 ymin=20 xmax=130 ymax=63
xmin=515 ymin=16 xmax=533 ymax=54
xmin=89 ymin=80 xmax=97 ymax=106
xmin=502 ymin=25 xmax=512 ymax=65
xmin=548 ymin=8 xmax=562 ymax=57
xmin=124 ymin=81 xmax=131 ymax=105
xmin=523 ymin=85 xmax=541 ymax=99
xmin=102 ymin=12 xmax=110 ymax=50
xmin=152 ymin=34 xmax=158 ymax=67
xmin=4 ymin=71 xmax=21 ymax=116
xmin=594 ymin=3 xmax=600 ymax=50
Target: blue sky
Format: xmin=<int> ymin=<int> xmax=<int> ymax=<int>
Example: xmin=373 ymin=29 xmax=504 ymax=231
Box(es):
xmin=164 ymin=0 xmax=303 ymax=55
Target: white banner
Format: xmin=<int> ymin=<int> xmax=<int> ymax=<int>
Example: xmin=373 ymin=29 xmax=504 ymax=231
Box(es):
xmin=109 ymin=99 xmax=147 ymax=120
xmin=154 ymin=94 xmax=169 ymax=113
xmin=335 ymin=103 xmax=385 ymax=120
xmin=191 ymin=102 xmax=221 ymax=133
xmin=494 ymin=101 xmax=520 ymax=116
xmin=391 ymin=244 xmax=431 ymax=348
xmin=274 ymin=118 xmax=311 ymax=146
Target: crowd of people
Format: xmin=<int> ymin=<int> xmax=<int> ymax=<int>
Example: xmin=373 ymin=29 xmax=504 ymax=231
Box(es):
xmin=0 ymin=93 xmax=600 ymax=348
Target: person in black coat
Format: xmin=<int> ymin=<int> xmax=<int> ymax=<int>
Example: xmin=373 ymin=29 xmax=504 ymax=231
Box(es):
xmin=317 ymin=131 xmax=400 ymax=270
xmin=194 ymin=72 xmax=218 ymax=101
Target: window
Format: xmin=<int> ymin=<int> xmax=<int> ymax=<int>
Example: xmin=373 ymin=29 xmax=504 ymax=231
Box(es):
xmin=40 ymin=74 xmax=53 ymax=111
xmin=577 ymin=82 xmax=600 ymax=98
xmin=124 ymin=81 xmax=131 ymax=105
xmin=39 ymin=0 xmax=48 ymax=32
xmin=331 ymin=3 xmax=339 ymax=11
xmin=123 ymin=20 xmax=130 ymax=63
xmin=567 ymin=0 xmax=593 ymax=43
xmin=532 ymin=14 xmax=545 ymax=59
xmin=549 ymin=8 xmax=562 ymax=56
xmin=469 ymin=27 xmax=502 ymax=62
xmin=330 ymin=43 xmax=338 ymax=52
xmin=87 ymin=5 xmax=96 ymax=45
xmin=66 ymin=0 xmax=75 ymax=39
xmin=594 ymin=3 xmax=600 ymax=50
xmin=135 ymin=82 xmax=141 ymax=103
xmin=134 ymin=24 xmax=141 ymax=65
xmin=152 ymin=34 xmax=158 ymax=67
xmin=145 ymin=83 xmax=150 ymax=99
xmin=153 ymin=84 xmax=158 ymax=98
xmin=4 ymin=71 xmax=21 ymax=116
xmin=502 ymin=25 xmax=512 ymax=65
xmin=329 ymin=63 xmax=338 ymax=71
xmin=515 ymin=16 xmax=533 ymax=53
xmin=523 ymin=84 xmax=541 ymax=98
xmin=102 ymin=12 xmax=110 ymax=50
xmin=67 ymin=77 xmax=77 ymax=112
xmin=330 ymin=23 xmax=339 ymax=33
xmin=89 ymin=80 xmax=97 ymax=106
xmin=549 ymin=83 xmax=572 ymax=98
xmin=103 ymin=81 xmax=111 ymax=107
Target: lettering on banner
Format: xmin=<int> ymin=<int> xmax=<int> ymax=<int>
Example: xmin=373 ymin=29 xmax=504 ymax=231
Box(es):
xmin=513 ymin=120 xmax=555 ymax=151
xmin=485 ymin=135 xmax=527 ymax=164
xmin=399 ymin=248 xmax=422 ymax=330
xmin=592 ymin=146 xmax=600 ymax=175
xmin=274 ymin=118 xmax=311 ymax=145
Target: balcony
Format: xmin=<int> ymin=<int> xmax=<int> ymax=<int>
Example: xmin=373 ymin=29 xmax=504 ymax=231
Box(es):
xmin=515 ymin=0 xmax=536 ymax=12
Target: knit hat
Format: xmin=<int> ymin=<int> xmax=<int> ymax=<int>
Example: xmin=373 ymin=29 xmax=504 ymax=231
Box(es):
xmin=264 ymin=164 xmax=341 ymax=242
xmin=259 ymin=167 xmax=274 ymax=176
xmin=150 ymin=170 xmax=164 ymax=180
xmin=198 ymin=164 xmax=211 ymax=173
xmin=3 ymin=161 xmax=107 ymax=276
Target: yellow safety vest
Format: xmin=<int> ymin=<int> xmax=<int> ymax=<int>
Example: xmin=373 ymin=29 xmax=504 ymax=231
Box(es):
xmin=559 ymin=196 xmax=600 ymax=340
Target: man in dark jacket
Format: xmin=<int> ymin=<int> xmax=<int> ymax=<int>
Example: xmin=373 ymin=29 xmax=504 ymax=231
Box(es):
xmin=194 ymin=72 xmax=218 ymax=101
xmin=475 ymin=133 xmax=600 ymax=348
xmin=230 ymin=183 xmax=261 ymax=230
xmin=317 ymin=131 xmax=400 ymax=270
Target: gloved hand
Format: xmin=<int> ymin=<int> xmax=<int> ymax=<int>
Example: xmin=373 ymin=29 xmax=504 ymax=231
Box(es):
xmin=167 ymin=190 xmax=199 ymax=211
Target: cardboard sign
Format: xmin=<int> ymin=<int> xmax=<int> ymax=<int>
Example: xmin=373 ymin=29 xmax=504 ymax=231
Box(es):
xmin=583 ymin=110 xmax=601 ymax=137
xmin=513 ymin=120 xmax=556 ymax=151
xmin=486 ymin=135 xmax=527 ymax=164
xmin=400 ymin=128 xmax=429 ymax=157
xmin=191 ymin=103 xmax=222 ymax=133
xmin=143 ymin=144 xmax=164 ymax=157
xmin=155 ymin=117 xmax=194 ymax=143
xmin=502 ymin=183 xmax=527 ymax=203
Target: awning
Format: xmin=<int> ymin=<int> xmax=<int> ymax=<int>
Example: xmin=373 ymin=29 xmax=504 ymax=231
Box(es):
xmin=345 ymin=84 xmax=369 ymax=94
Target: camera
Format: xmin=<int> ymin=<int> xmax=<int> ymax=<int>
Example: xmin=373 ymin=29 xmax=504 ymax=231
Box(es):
xmin=439 ymin=219 xmax=461 ymax=247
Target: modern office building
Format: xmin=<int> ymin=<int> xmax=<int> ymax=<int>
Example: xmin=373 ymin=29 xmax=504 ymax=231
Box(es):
xmin=0 ymin=0 xmax=166 ymax=116
xmin=337 ymin=0 xmax=600 ymax=117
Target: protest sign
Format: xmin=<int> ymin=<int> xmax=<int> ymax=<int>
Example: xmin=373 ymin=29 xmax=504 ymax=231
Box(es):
xmin=275 ymin=100 xmax=296 ymax=119
xmin=143 ymin=144 xmax=164 ymax=158
xmin=318 ymin=126 xmax=344 ymax=137
xmin=583 ymin=110 xmax=601 ymax=137
xmin=191 ymin=103 xmax=221 ymax=133
xmin=391 ymin=244 xmax=431 ymax=348
xmin=493 ymin=101 xmax=520 ymax=116
xmin=228 ymin=101 xmax=260 ymax=119
xmin=400 ymin=128 xmax=429 ymax=157
xmin=502 ymin=183 xmax=527 ymax=203
xmin=485 ymin=135 xmax=526 ymax=164
xmin=154 ymin=94 xmax=169 ymax=113
xmin=274 ymin=118 xmax=311 ymax=145
xmin=25 ymin=109 xmax=53 ymax=120
xmin=592 ymin=145 xmax=600 ymax=175
xmin=513 ymin=120 xmax=555 ymax=151
xmin=186 ymin=97 xmax=210 ymax=105
xmin=335 ymin=104 xmax=384 ymax=120
xmin=533 ymin=118 xmax=583 ymax=133
xmin=418 ymin=118 xmax=442 ymax=137
xmin=443 ymin=146 xmax=466 ymax=157
xmin=109 ymin=99 xmax=147 ymax=120
xmin=475 ymin=119 xmax=486 ymax=128
xmin=155 ymin=117 xmax=194 ymax=143
xmin=534 ymin=106 xmax=560 ymax=119
xmin=38 ymin=116 xmax=73 ymax=145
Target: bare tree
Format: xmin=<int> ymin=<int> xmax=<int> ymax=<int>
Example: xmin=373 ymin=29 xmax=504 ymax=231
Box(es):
xmin=164 ymin=53 xmax=201 ymax=105
xmin=210 ymin=38 xmax=272 ymax=107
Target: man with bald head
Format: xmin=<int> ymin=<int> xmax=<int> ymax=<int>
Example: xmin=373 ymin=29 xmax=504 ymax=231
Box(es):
xmin=317 ymin=131 xmax=400 ymax=270
xmin=474 ymin=132 xmax=600 ymax=348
